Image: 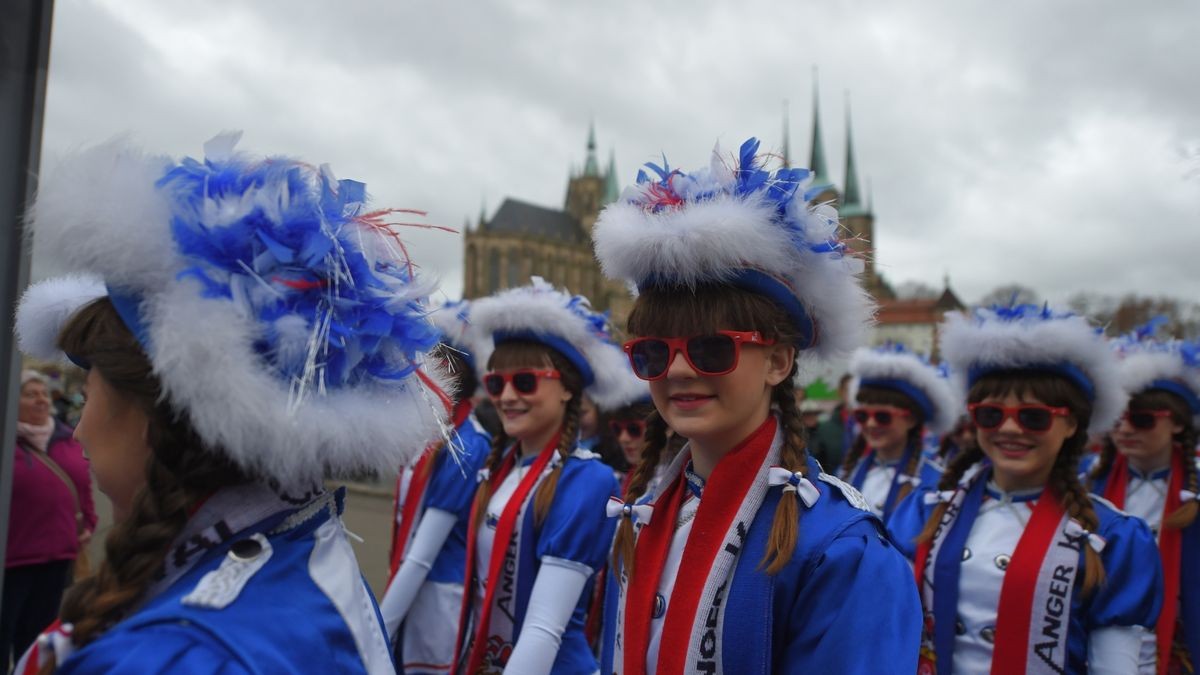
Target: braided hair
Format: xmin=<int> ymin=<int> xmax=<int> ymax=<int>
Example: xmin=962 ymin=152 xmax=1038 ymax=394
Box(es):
xmin=611 ymin=284 xmax=807 ymax=577
xmin=415 ymin=344 xmax=478 ymax=484
xmin=839 ymin=385 xmax=925 ymax=504
xmin=471 ymin=340 xmax=584 ymax=530
xmin=916 ymin=370 xmax=1106 ymax=595
xmin=53 ymin=299 xmax=252 ymax=655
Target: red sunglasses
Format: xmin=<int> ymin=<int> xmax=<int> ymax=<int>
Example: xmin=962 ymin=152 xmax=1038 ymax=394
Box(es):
xmin=609 ymin=419 xmax=646 ymax=439
xmin=482 ymin=369 xmax=561 ymax=396
xmin=1120 ymin=409 xmax=1173 ymax=430
xmin=622 ymin=331 xmax=776 ymax=381
xmin=853 ymin=407 xmax=912 ymax=426
xmin=968 ymin=403 xmax=1070 ymax=433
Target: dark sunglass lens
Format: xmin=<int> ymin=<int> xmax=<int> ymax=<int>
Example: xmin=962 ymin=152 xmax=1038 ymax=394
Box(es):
xmin=972 ymin=405 xmax=1004 ymax=429
xmin=631 ymin=340 xmax=671 ymax=379
xmin=687 ymin=334 xmax=737 ymax=374
xmin=876 ymin=411 xmax=894 ymax=425
xmin=853 ymin=410 xmax=869 ymax=424
xmin=609 ymin=421 xmax=622 ymax=435
xmin=628 ymin=422 xmax=645 ymax=438
xmin=484 ymin=375 xmax=505 ymax=396
xmin=1017 ymin=407 xmax=1053 ymax=431
xmin=511 ymin=372 xmax=538 ymax=394
xmin=1129 ymin=412 xmax=1157 ymax=430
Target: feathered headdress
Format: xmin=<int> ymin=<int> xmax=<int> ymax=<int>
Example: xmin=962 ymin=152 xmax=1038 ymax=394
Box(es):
xmin=467 ymin=277 xmax=646 ymax=410
xmin=15 ymin=133 xmax=452 ymax=484
xmin=1112 ymin=318 xmax=1200 ymax=418
xmin=592 ymin=137 xmax=875 ymax=363
xmin=849 ymin=344 xmax=960 ymax=435
xmin=939 ymin=304 xmax=1126 ymax=433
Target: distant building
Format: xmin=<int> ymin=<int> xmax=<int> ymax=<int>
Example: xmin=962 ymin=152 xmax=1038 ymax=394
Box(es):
xmin=873 ymin=283 xmax=966 ymax=358
xmin=462 ymin=124 xmax=634 ymax=327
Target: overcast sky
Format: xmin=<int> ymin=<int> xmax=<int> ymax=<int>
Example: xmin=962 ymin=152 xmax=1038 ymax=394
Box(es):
xmin=35 ymin=0 xmax=1200 ymax=307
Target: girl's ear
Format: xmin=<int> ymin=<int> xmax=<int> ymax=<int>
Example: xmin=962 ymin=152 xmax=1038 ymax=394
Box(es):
xmin=764 ymin=344 xmax=797 ymax=387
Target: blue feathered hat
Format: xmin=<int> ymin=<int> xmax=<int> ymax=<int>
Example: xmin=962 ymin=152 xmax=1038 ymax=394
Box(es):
xmin=593 ymin=138 xmax=875 ymax=364
xmin=1112 ymin=318 xmax=1200 ymax=419
xmin=849 ymin=344 xmax=960 ymax=435
xmin=15 ymin=133 xmax=453 ymax=484
xmin=467 ymin=277 xmax=646 ymax=410
xmin=939 ymin=304 xmax=1126 ymax=433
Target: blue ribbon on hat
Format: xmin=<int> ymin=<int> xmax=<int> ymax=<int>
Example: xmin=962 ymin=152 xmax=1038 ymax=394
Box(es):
xmin=859 ymin=377 xmax=935 ymax=422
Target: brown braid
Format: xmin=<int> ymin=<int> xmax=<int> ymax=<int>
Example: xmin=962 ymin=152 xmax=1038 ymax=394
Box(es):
xmin=1088 ymin=438 xmax=1120 ymax=490
xmin=915 ymin=370 xmax=1106 ymax=595
xmin=611 ymin=411 xmax=671 ymax=575
xmin=893 ymin=426 xmax=926 ymax=505
xmin=916 ymin=444 xmax=986 ymax=545
xmin=760 ymin=375 xmax=809 ymax=574
xmin=1165 ymin=431 xmax=1199 ymax=529
xmin=532 ymin=396 xmax=581 ymax=526
xmin=53 ymin=299 xmax=251 ymax=654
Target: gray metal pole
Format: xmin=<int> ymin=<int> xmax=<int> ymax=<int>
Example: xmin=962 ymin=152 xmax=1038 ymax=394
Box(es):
xmin=0 ymin=0 xmax=56 ymax=601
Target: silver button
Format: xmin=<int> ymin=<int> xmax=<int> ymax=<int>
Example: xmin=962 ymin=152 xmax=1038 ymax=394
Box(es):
xmin=994 ymin=554 xmax=1011 ymax=571
xmin=962 ymin=547 xmax=972 ymax=561
xmin=980 ymin=626 xmax=996 ymax=643
xmin=652 ymin=593 xmax=666 ymax=619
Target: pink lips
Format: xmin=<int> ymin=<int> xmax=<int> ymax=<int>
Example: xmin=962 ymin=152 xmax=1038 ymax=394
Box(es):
xmin=669 ymin=393 xmax=715 ymax=411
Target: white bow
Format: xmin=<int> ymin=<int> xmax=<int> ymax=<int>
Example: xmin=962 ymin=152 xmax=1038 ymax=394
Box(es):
xmin=896 ymin=474 xmax=921 ymax=487
xmin=1181 ymin=489 xmax=1199 ymax=502
xmin=1065 ymin=519 xmax=1107 ymax=553
xmin=924 ymin=490 xmax=956 ymax=505
xmin=767 ymin=466 xmax=821 ymax=508
xmin=476 ymin=468 xmax=490 ymax=483
xmin=606 ymin=496 xmax=653 ymax=524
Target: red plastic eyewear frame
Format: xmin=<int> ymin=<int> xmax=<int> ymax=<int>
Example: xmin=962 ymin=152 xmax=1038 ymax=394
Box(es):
xmin=482 ymin=369 xmax=561 ymax=396
xmin=622 ymin=330 xmax=776 ymax=381
xmin=853 ymin=407 xmax=913 ymax=426
xmin=1120 ymin=409 xmax=1174 ymax=430
xmin=967 ymin=402 xmax=1071 ymax=434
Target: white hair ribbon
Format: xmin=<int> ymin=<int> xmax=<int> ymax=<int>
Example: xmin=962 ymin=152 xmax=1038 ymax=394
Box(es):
xmin=896 ymin=473 xmax=921 ymax=487
xmin=767 ymin=466 xmax=821 ymax=508
xmin=924 ymin=490 xmax=956 ymax=505
xmin=1181 ymin=489 xmax=1198 ymax=502
xmin=606 ymin=496 xmax=653 ymax=524
xmin=1065 ymin=519 xmax=1107 ymax=553
xmin=476 ymin=468 xmax=490 ymax=483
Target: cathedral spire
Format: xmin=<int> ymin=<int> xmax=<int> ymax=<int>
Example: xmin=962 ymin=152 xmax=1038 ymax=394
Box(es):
xmin=583 ymin=120 xmax=600 ymax=177
xmin=603 ymin=147 xmax=620 ymax=204
xmin=842 ymin=93 xmax=863 ymax=209
xmin=808 ymin=68 xmax=830 ymax=184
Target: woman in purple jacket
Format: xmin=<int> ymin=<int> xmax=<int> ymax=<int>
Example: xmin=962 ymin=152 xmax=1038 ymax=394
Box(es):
xmin=3 ymin=369 xmax=97 ymax=667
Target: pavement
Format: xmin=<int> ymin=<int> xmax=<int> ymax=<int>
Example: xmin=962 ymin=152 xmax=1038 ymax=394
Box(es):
xmin=85 ymin=478 xmax=398 ymax=600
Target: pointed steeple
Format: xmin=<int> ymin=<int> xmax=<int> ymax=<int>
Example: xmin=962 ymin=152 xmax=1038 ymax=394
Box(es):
xmin=808 ymin=68 xmax=830 ymax=184
xmin=782 ymin=99 xmax=791 ymax=168
xmin=603 ymin=148 xmax=620 ymax=204
xmin=478 ymin=198 xmax=487 ymax=228
xmin=842 ymin=93 xmax=863 ymax=210
xmin=583 ymin=121 xmax=600 ymax=177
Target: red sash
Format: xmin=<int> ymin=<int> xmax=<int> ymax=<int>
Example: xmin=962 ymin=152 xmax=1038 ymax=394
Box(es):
xmin=1104 ymin=451 xmax=1185 ymax=675
xmin=990 ymin=488 xmax=1066 ymax=675
xmin=388 ymin=401 xmax=472 ymax=580
xmin=455 ymin=433 xmax=560 ymax=675
xmin=623 ymin=416 xmax=776 ymax=675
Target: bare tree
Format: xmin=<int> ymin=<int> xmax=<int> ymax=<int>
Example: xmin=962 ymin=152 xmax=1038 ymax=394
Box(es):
xmin=977 ymin=284 xmax=1039 ymax=308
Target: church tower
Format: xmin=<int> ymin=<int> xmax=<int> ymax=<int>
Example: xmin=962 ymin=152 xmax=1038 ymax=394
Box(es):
xmin=840 ymin=96 xmax=879 ymax=293
xmin=565 ymin=121 xmax=607 ymax=234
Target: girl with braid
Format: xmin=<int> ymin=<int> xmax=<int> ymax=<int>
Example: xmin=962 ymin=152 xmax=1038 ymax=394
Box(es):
xmin=889 ymin=305 xmax=1164 ymax=675
xmin=839 ymin=345 xmax=958 ymax=523
xmin=11 ymin=135 xmax=453 ymax=673
xmin=1089 ymin=329 xmax=1200 ymax=673
xmin=381 ymin=300 xmax=492 ymax=674
xmin=593 ymin=138 xmax=921 ymax=674
xmin=451 ymin=278 xmax=640 ymax=675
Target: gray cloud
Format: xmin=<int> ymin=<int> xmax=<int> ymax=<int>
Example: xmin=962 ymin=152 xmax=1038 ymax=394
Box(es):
xmin=35 ymin=0 xmax=1200 ymax=306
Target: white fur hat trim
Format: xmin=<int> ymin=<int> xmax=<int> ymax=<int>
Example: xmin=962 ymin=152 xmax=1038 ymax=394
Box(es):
xmin=849 ymin=347 xmax=960 ymax=435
